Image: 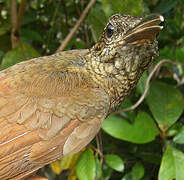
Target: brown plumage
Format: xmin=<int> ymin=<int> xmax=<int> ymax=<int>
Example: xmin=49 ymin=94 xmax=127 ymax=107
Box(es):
xmin=0 ymin=13 xmax=163 ymax=179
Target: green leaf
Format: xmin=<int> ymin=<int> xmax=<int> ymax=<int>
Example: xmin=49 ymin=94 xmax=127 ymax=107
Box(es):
xmin=76 ymin=149 xmax=95 ymax=180
xmin=122 ymin=162 xmax=145 ymax=180
xmin=0 ymin=35 xmax=11 ymax=52
xmin=50 ymin=150 xmax=83 ymax=175
xmin=166 ymin=122 xmax=183 ymax=137
xmin=136 ymin=72 xmax=148 ymax=94
xmin=173 ymin=126 xmax=184 ymax=144
xmin=22 ymin=11 xmax=37 ymax=26
xmin=119 ymin=98 xmax=136 ymax=122
xmin=50 ymin=160 xmax=62 ymax=175
xmin=1 ymin=42 xmax=40 ymax=69
xmin=136 ymin=153 xmax=161 ymax=165
xmin=103 ymin=164 xmax=112 ymax=180
xmin=146 ymin=81 xmax=184 ymax=130
xmin=0 ymin=22 xmax=11 ymax=36
xmin=153 ymin=0 xmax=178 ymax=14
xmin=87 ymin=7 xmax=107 ymax=42
xmin=105 ymin=154 xmax=124 ymax=172
xmin=131 ymin=162 xmax=144 ymax=180
xmin=159 ymin=145 xmax=184 ymax=180
xmin=122 ymin=172 xmax=132 ymax=180
xmin=0 ymin=50 xmax=4 ymax=63
xmin=95 ymin=157 xmax=102 ymax=179
xmin=102 ymin=112 xmax=159 ymax=144
xmin=175 ymin=47 xmax=184 ymax=63
xmin=102 ymin=0 xmax=114 ymax=17
xmin=102 ymin=0 xmax=143 ymax=16
xmin=159 ymin=46 xmax=176 ymax=60
xmin=22 ymin=29 xmax=43 ymax=43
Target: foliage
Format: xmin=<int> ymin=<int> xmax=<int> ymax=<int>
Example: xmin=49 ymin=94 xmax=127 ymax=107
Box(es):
xmin=0 ymin=0 xmax=184 ymax=179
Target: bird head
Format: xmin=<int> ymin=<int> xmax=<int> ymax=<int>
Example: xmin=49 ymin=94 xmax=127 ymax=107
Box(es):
xmin=89 ymin=13 xmax=164 ymax=76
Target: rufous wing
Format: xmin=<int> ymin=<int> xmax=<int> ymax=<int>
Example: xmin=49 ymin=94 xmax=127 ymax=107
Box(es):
xmin=0 ymin=71 xmax=110 ymax=180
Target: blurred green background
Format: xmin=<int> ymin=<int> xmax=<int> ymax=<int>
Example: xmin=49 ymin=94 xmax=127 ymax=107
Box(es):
xmin=0 ymin=0 xmax=184 ymax=179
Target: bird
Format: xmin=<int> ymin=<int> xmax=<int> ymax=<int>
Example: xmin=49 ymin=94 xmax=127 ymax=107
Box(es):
xmin=0 ymin=13 xmax=164 ymax=179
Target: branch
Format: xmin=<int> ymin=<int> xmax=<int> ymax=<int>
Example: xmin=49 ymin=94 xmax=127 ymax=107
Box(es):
xmin=10 ymin=0 xmax=26 ymax=48
xmin=96 ymin=132 xmax=103 ymax=165
xmin=57 ymin=0 xmax=96 ymax=52
xmin=114 ymin=59 xmax=184 ymax=114
xmin=84 ymin=24 xmax=90 ymax=48
xmin=17 ymin=0 xmax=27 ymax=31
xmin=11 ymin=0 xmax=18 ymax=48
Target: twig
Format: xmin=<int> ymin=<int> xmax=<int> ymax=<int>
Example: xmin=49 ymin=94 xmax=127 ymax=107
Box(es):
xmin=114 ymin=59 xmax=184 ymax=114
xmin=11 ymin=0 xmax=18 ymax=48
xmin=84 ymin=24 xmax=90 ymax=48
xmin=96 ymin=131 xmax=104 ymax=165
xmin=89 ymin=144 xmax=103 ymax=160
xmin=17 ymin=0 xmax=27 ymax=31
xmin=10 ymin=0 xmax=27 ymax=48
xmin=57 ymin=0 xmax=96 ymax=52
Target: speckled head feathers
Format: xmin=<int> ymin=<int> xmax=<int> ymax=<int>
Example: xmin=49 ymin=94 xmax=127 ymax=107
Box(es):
xmin=103 ymin=14 xmax=142 ymax=44
xmin=86 ymin=13 xmax=164 ymax=104
xmin=90 ymin=13 xmax=164 ymax=66
xmin=97 ymin=13 xmax=164 ymax=48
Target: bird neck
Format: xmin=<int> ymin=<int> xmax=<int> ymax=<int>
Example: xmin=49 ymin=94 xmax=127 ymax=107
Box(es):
xmin=83 ymin=49 xmax=140 ymax=111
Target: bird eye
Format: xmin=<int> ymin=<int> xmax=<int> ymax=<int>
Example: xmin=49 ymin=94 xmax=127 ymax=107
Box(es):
xmin=106 ymin=23 xmax=114 ymax=38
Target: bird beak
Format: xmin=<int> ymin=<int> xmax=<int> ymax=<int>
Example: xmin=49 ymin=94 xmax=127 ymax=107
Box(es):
xmin=124 ymin=14 xmax=164 ymax=44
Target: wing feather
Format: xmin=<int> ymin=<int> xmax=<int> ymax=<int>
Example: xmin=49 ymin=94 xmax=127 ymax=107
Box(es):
xmin=0 ymin=52 xmax=110 ymax=179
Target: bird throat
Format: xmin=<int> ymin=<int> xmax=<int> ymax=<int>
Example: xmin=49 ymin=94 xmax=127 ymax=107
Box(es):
xmin=84 ymin=40 xmax=158 ymax=111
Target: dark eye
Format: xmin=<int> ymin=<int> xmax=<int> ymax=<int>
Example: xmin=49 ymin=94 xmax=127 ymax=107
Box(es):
xmin=106 ymin=23 xmax=114 ymax=38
